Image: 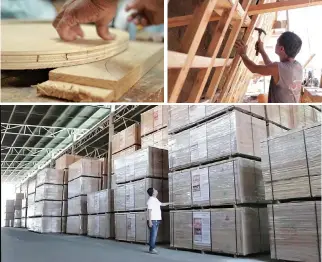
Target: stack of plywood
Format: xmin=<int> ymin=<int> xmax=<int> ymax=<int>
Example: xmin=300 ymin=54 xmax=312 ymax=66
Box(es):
xmin=67 ymin=158 xmax=102 ymax=235
xmin=115 ymin=212 xmax=169 ymax=243
xmin=21 ymin=198 xmax=27 ymax=228
xmin=170 ymin=208 xmax=269 ymax=255
xmin=4 ymin=200 xmax=15 ymax=227
xmin=168 ymin=108 xmax=267 ymax=170
xmin=13 ymin=193 xmax=24 ymax=228
xmin=87 ymin=189 xmax=114 ymax=239
xmin=29 ymin=169 xmax=65 ymax=233
xmin=260 ymin=122 xmax=321 ymax=262
xmin=141 ymin=105 xmax=169 ymax=150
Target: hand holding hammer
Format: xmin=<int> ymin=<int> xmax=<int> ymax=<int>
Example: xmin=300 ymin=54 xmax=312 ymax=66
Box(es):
xmin=254 ymin=27 xmax=267 ymax=56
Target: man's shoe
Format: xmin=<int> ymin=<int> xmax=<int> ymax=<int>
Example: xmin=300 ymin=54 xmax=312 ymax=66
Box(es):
xmin=149 ymin=249 xmax=158 ymax=254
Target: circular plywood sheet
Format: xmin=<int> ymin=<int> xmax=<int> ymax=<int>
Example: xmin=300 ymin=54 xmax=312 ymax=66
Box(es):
xmin=1 ymin=20 xmax=129 ymax=70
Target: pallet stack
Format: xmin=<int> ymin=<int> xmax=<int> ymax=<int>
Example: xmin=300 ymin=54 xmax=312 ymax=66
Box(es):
xmin=4 ymin=200 xmax=15 ymax=227
xmin=141 ymin=105 xmax=168 ymax=150
xmin=20 ymin=181 xmax=28 ymax=228
xmin=87 ymin=189 xmax=114 ymax=239
xmin=28 ymin=168 xmax=65 ymax=233
xmin=67 ymin=158 xmax=102 ymax=235
xmin=13 ymin=193 xmax=24 ymax=228
xmin=111 ymin=123 xmax=141 ymax=190
xmin=26 ymin=178 xmax=36 ymax=230
xmin=261 ymin=123 xmax=321 ymax=262
xmin=168 ymin=105 xmax=273 ymax=256
xmin=114 ymin=146 xmax=169 ymax=244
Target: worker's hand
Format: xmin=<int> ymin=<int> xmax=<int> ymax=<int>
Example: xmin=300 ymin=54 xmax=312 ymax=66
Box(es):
xmin=126 ymin=0 xmax=164 ymax=27
xmin=148 ymin=221 xmax=153 ymax=228
xmin=53 ymin=0 xmax=118 ymax=41
xmin=234 ymin=40 xmax=248 ymax=56
xmin=256 ymin=39 xmax=265 ymax=54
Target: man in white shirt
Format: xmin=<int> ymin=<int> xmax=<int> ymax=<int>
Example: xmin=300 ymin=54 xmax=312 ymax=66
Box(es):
xmin=146 ymin=187 xmax=170 ymax=254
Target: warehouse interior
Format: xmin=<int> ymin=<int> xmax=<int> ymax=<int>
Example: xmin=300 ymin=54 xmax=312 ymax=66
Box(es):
xmin=1 ymin=104 xmax=321 ymax=262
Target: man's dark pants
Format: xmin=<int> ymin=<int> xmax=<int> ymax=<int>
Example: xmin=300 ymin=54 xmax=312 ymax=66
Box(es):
xmin=147 ymin=220 xmax=160 ymax=251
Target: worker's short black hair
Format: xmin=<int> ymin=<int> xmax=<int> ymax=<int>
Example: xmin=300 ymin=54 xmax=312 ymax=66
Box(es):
xmin=147 ymin=188 xmax=154 ymax=196
xmin=277 ymin=31 xmax=302 ymax=58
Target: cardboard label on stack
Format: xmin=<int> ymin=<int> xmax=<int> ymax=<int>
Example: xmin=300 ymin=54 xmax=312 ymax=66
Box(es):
xmin=193 ymin=212 xmax=211 ymax=245
xmin=126 ymin=184 xmax=135 ymax=210
xmin=127 ymin=214 xmax=136 ymax=239
xmin=192 ymin=168 xmax=209 ymax=203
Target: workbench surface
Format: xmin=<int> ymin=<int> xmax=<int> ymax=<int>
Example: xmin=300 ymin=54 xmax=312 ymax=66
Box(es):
xmin=1 ymin=60 xmax=164 ymax=103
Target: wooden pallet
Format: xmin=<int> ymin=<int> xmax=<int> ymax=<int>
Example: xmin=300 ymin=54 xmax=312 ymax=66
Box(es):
xmin=168 ymin=0 xmax=322 ymax=103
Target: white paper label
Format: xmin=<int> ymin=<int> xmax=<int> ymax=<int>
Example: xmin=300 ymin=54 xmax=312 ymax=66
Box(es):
xmin=193 ymin=212 xmax=211 ymax=245
xmin=127 ymin=214 xmax=136 ymax=238
xmin=191 ymin=168 xmax=209 ymax=203
xmin=126 ymin=184 xmax=134 ymax=209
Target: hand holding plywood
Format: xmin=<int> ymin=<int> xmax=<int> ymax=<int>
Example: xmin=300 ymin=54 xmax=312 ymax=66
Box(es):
xmin=1 ymin=20 xmax=129 ymax=69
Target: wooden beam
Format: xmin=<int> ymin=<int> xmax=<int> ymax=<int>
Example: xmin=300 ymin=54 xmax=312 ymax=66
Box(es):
xmin=187 ymin=5 xmax=238 ymax=102
xmin=169 ymin=0 xmax=219 ymax=103
xmin=168 ymin=51 xmax=232 ymax=68
xmin=248 ymin=0 xmax=322 ymax=15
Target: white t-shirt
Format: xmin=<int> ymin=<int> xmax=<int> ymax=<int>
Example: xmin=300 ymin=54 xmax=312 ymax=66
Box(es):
xmin=147 ymin=197 xmax=162 ymax=221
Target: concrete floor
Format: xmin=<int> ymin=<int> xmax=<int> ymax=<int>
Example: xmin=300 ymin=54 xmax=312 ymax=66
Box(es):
xmin=1 ymin=228 xmax=271 ymax=262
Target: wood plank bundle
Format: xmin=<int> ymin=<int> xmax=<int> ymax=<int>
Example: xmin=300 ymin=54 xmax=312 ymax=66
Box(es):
xmin=141 ymin=105 xmax=168 ymax=136
xmin=28 ymin=217 xmax=62 ymax=233
xmin=112 ymin=145 xmax=140 ymax=174
xmin=261 ymin=124 xmax=321 ymax=200
xmin=141 ymin=127 xmax=168 ymax=150
xmin=169 ymin=157 xmax=264 ymax=208
xmin=66 ymin=215 xmax=88 ymax=235
xmin=112 ymin=123 xmax=141 ymax=154
xmin=170 ymin=207 xmax=269 ymax=255
xmin=55 ymin=154 xmax=82 ymax=170
xmin=268 ymin=201 xmax=321 ymax=262
xmin=88 ymin=214 xmax=114 ymax=238
xmin=87 ymin=189 xmax=113 ymax=214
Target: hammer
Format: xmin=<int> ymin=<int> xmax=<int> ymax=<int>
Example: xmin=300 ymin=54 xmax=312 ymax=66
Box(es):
xmin=254 ymin=27 xmax=267 ymax=56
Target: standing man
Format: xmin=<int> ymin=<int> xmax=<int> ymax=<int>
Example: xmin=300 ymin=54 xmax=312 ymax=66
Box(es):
xmin=234 ymin=31 xmax=303 ymax=103
xmin=146 ymin=187 xmax=170 ymax=254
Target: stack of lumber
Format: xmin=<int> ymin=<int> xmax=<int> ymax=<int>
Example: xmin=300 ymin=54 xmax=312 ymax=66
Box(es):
xmin=114 ymin=146 xmax=169 ymax=243
xmin=4 ymin=200 xmax=15 ymax=227
xmin=87 ymin=189 xmax=114 ymax=239
xmin=21 ymin=198 xmax=27 ymax=228
xmin=28 ymin=169 xmax=65 ymax=233
xmin=26 ymin=179 xmax=36 ymax=230
xmin=67 ymin=158 xmax=102 ymax=235
xmin=13 ymin=193 xmax=24 ymax=228
xmin=141 ymin=105 xmax=169 ymax=150
xmin=115 ymin=211 xmax=170 ymax=243
xmin=260 ymin=122 xmax=321 ymax=262
xmin=170 ymin=208 xmax=269 ymax=255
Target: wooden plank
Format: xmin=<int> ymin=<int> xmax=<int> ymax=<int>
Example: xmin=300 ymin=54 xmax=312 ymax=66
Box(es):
xmin=186 ymin=4 xmax=238 ymax=103
xmin=168 ymin=51 xmax=232 ymax=68
xmin=1 ymin=21 xmax=129 ymax=70
xmin=248 ymin=0 xmax=322 ymax=15
xmin=49 ymin=41 xmax=163 ymax=101
xmin=36 ymin=81 xmax=115 ymax=102
xmin=169 ymin=0 xmax=219 ymax=103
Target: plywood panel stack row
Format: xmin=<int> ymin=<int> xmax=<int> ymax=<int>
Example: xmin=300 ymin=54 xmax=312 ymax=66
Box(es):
xmin=66 ymin=158 xmax=102 ymax=235
xmin=13 ymin=193 xmax=24 ymax=228
xmin=115 ymin=211 xmax=170 ymax=244
xmin=114 ymin=146 xmax=169 ymax=243
xmin=167 ymin=105 xmax=273 ymax=256
xmin=28 ymin=168 xmax=66 ymax=233
xmin=87 ymin=189 xmax=114 ymax=238
xmin=141 ymin=105 xmax=168 ymax=150
xmin=260 ymin=123 xmax=321 ymax=262
xmin=4 ymin=200 xmax=15 ymax=227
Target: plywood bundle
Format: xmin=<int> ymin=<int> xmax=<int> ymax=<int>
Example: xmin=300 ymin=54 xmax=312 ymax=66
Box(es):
xmin=114 ymin=147 xmax=167 ymax=184
xmin=68 ymin=177 xmax=101 ymax=198
xmin=36 ymin=168 xmax=64 ymax=186
xmin=115 ymin=211 xmax=169 ymax=243
xmin=30 ymin=217 xmax=62 ymax=233
xmin=68 ymin=158 xmax=102 ymax=181
xmin=261 ymin=124 xmax=321 ymax=200
xmin=35 ymin=184 xmax=64 ymax=201
xmin=55 ymin=154 xmax=82 ymax=170
xmin=27 ymin=193 xmax=35 ymax=207
xmin=68 ymin=196 xmax=87 ymax=215
xmin=5 ymin=200 xmax=15 ymax=213
xmin=87 ymin=189 xmax=113 ymax=214
xmin=112 ymin=123 xmax=141 ymax=154
xmin=112 ymin=145 xmax=140 ymax=173
xmin=14 ymin=219 xmax=21 ymax=228
xmin=14 ymin=210 xmax=22 ymax=219
xmin=114 ymin=178 xmax=167 ymax=211
xmin=141 ymin=127 xmax=168 ymax=150
xmin=66 ymin=215 xmax=88 ymax=235
xmin=87 ymin=214 xmax=114 ymax=238
xmin=141 ymin=105 xmax=168 ymax=136
xmin=28 ymin=179 xmax=36 ymax=195
xmin=168 ymin=105 xmax=189 ymax=133
xmin=34 ymin=201 xmax=62 ymax=217
xmin=170 ymin=207 xmax=269 ymax=255
xmin=268 ymin=201 xmax=321 ymax=262
xmin=169 ymin=158 xmax=264 ymax=208
xmin=169 ymin=110 xmax=267 ymax=170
